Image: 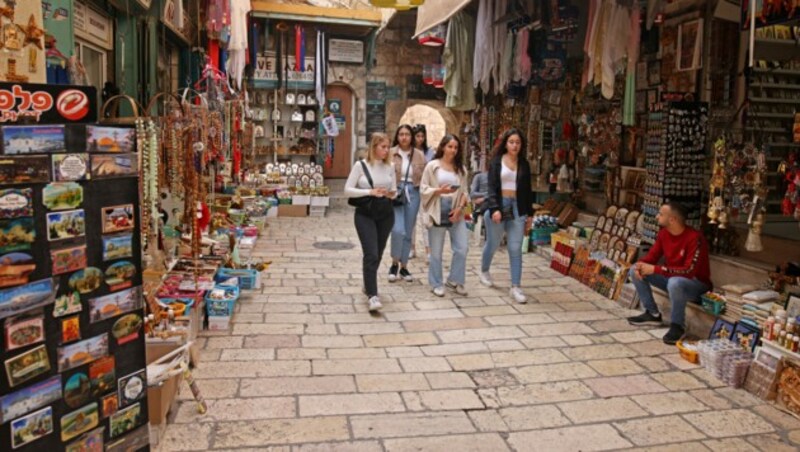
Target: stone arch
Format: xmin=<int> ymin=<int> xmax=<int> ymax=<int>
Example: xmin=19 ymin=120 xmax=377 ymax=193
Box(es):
xmin=386 ymin=100 xmax=460 ymax=144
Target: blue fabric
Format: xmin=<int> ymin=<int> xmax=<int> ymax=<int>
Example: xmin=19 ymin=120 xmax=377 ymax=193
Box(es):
xmin=47 ymin=64 xmax=70 ymax=85
xmin=481 ymin=197 xmax=526 ymax=286
xmin=390 ymin=184 xmax=420 ymax=265
xmin=428 ymin=220 xmax=469 ymax=288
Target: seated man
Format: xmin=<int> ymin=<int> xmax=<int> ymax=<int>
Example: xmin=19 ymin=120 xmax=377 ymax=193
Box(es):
xmin=627 ymin=202 xmax=712 ymax=345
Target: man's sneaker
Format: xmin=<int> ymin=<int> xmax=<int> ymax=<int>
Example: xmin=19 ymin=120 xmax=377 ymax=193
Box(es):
xmin=432 ymin=286 xmax=445 ymax=297
xmin=368 ymin=296 xmax=383 ymax=312
xmin=627 ymin=311 xmax=663 ymax=326
xmin=510 ymin=287 xmax=527 ymax=304
xmin=479 ymin=272 xmax=494 ymax=287
xmin=388 ymin=264 xmax=399 ymax=282
xmin=400 ymin=267 xmax=413 ymax=282
xmin=663 ymin=323 xmax=685 ymax=345
xmin=446 ymin=281 xmax=468 ymax=296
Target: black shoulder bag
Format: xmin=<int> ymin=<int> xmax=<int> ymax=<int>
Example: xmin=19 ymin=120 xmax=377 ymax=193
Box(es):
xmin=348 ymin=160 xmax=375 ymax=209
xmin=392 ymin=155 xmax=413 ymax=206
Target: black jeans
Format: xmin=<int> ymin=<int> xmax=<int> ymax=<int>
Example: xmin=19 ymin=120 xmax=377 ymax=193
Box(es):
xmin=355 ymin=209 xmax=394 ymax=297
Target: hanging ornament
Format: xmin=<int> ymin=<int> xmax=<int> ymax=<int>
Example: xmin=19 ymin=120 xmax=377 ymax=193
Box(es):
xmin=417 ymin=23 xmax=446 ymax=46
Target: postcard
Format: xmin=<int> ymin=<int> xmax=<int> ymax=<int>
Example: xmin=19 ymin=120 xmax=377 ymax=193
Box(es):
xmin=89 ymin=286 xmax=142 ymax=324
xmin=101 ymin=393 xmax=118 ymax=419
xmin=68 ymin=267 xmax=102 ymax=295
xmin=0 ymin=375 xmax=61 ymax=424
xmin=0 ymin=278 xmax=55 ymax=320
xmin=109 ymin=402 xmax=142 ymax=438
xmin=11 ymin=405 xmax=53 ymax=449
xmin=53 ymin=290 xmax=82 ymax=318
xmin=43 ymin=182 xmax=83 ymax=211
xmin=5 ymin=344 xmax=51 ymax=387
xmin=102 ymin=233 xmax=133 ymax=262
xmin=0 ymin=252 xmax=35 ymax=288
xmin=105 ymin=425 xmax=148 ymax=452
xmin=52 ymin=153 xmax=90 ymax=182
xmin=86 ymin=126 xmax=135 ymax=153
xmin=4 ymin=310 xmax=44 ymax=351
xmin=101 ymin=204 xmax=135 ymax=234
xmin=2 ymin=125 xmax=65 ymax=154
xmin=90 ymin=153 xmax=137 ymax=178
xmin=60 ymin=402 xmax=99 ymax=442
xmin=57 ymin=333 xmax=108 ymax=373
xmin=0 ymin=156 xmax=51 ymax=185
xmin=61 ymin=315 xmax=81 ymax=344
xmin=51 ymin=245 xmax=88 ymax=275
xmin=89 ymin=356 xmax=115 ymax=397
xmin=0 ymin=188 xmax=33 ymax=218
xmin=105 ymin=261 xmax=135 ymax=291
xmin=64 ymin=372 xmax=91 ymax=408
xmin=112 ymin=313 xmax=142 ymax=345
xmin=46 ymin=209 xmax=86 ymax=241
xmin=118 ymin=369 xmax=145 ymax=408
xmin=65 ymin=426 xmax=103 ymax=452
xmin=0 ymin=217 xmax=35 ymax=254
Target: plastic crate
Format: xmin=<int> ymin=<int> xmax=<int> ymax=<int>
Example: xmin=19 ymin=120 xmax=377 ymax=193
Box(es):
xmin=701 ymin=294 xmax=726 ymax=316
xmin=205 ymin=286 xmax=240 ymax=317
xmin=531 ymin=226 xmax=559 ymax=246
xmin=215 ymin=268 xmax=259 ymax=290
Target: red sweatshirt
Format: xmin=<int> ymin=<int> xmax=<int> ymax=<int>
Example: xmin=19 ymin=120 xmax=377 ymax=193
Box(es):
xmin=639 ymin=226 xmax=712 ymax=288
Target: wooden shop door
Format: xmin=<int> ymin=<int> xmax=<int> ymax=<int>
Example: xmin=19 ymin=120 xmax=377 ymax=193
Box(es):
xmin=324 ymin=84 xmax=353 ymax=179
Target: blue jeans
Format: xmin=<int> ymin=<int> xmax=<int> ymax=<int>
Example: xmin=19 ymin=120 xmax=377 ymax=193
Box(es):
xmin=391 ymin=184 xmax=421 ymax=265
xmin=629 ymin=267 xmax=709 ymax=328
xmin=481 ymin=198 xmax=526 ymax=286
xmin=428 ymin=220 xmax=469 ymax=288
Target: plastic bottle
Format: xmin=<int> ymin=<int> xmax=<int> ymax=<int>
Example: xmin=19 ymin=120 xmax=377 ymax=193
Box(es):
xmin=765 ymin=316 xmax=775 ymax=340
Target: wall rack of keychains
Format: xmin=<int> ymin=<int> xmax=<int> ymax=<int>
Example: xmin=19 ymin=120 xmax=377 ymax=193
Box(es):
xmin=0 ymin=123 xmax=150 ymax=451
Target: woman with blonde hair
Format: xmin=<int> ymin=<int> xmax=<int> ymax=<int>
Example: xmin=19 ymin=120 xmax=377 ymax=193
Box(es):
xmin=344 ymin=133 xmax=397 ymax=311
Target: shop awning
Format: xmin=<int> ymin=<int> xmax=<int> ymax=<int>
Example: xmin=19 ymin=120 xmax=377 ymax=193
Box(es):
xmin=412 ymin=0 xmax=471 ymax=38
xmin=251 ymin=1 xmax=383 ymax=34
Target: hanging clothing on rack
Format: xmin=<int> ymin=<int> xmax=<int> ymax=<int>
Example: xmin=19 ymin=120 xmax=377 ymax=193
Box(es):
xmin=491 ymin=0 xmax=508 ymax=93
xmin=513 ymin=28 xmax=531 ymax=84
xmin=622 ymin=5 xmax=641 ymax=125
xmin=601 ymin=2 xmax=630 ymax=99
xmin=315 ymin=30 xmax=327 ymax=108
xmin=581 ymin=0 xmax=599 ymax=89
xmin=226 ymin=0 xmax=251 ymax=89
xmin=443 ymin=11 xmax=476 ymax=111
xmin=473 ymin=0 xmax=494 ymax=92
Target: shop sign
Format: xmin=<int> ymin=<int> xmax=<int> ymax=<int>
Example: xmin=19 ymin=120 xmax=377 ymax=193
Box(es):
xmin=329 ymin=39 xmax=364 ymax=64
xmin=74 ymin=1 xmax=113 ymax=50
xmin=0 ymin=82 xmax=97 ymax=124
xmin=253 ymin=54 xmax=315 ymax=88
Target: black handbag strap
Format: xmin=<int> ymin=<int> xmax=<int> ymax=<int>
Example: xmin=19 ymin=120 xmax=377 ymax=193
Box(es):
xmin=401 ymin=153 xmax=412 ymax=184
xmin=359 ymin=160 xmax=374 ymax=189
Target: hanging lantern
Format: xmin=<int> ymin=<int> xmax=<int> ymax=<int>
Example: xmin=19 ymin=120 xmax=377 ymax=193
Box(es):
xmin=432 ymin=64 xmax=445 ymax=88
xmin=417 ymin=23 xmax=447 ymax=46
xmin=370 ymin=0 xmax=424 ymax=11
xmin=423 ymin=64 xmax=434 ymax=85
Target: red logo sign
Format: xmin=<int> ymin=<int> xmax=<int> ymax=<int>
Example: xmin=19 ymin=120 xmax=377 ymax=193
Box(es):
xmin=0 ymin=83 xmax=96 ymax=123
xmin=57 ymin=89 xmax=90 ymax=121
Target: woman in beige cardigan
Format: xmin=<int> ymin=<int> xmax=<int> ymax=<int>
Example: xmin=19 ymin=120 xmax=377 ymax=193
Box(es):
xmin=420 ymin=134 xmax=470 ymax=297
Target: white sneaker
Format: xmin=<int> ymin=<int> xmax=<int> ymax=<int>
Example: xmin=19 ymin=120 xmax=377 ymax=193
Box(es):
xmin=446 ymin=281 xmax=468 ymax=296
xmin=432 ymin=286 xmax=445 ymax=297
xmin=510 ymin=287 xmax=527 ymax=304
xmin=410 ymin=249 xmax=416 ymax=259
xmin=479 ymin=272 xmax=494 ymax=287
xmin=368 ymin=296 xmax=383 ymax=311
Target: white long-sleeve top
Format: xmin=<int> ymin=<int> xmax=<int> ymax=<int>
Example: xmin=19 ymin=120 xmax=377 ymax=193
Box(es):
xmin=344 ymin=160 xmax=397 ymax=198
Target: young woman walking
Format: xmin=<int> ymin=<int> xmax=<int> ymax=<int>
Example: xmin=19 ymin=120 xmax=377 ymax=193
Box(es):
xmin=420 ymin=134 xmax=470 ymax=297
xmin=389 ymin=124 xmax=426 ymax=282
xmin=344 ymin=133 xmax=396 ymax=311
xmin=480 ymin=129 xmax=534 ymax=304
xmin=411 ymin=124 xmax=436 ymax=260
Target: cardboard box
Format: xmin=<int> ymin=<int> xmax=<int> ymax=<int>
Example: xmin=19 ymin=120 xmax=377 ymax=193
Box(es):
xmin=146 ymin=342 xmax=182 ymax=426
xmin=208 ymin=316 xmax=232 ymax=331
xmin=292 ymin=195 xmax=311 ymax=205
xmin=278 ymin=205 xmax=307 ymax=217
xmin=310 ymin=196 xmax=330 ymax=207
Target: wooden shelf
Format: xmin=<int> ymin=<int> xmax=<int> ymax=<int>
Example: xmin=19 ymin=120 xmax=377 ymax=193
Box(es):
xmin=751 ymin=83 xmax=800 ymax=90
xmin=749 ymin=97 xmax=799 ymax=104
xmin=748 ymin=112 xmax=795 ymax=119
xmin=753 ymin=67 xmax=800 ymax=76
xmin=744 ymin=126 xmax=788 ymax=133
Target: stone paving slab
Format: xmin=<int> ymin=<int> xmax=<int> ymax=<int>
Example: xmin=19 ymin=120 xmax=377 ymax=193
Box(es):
xmin=157 ymin=210 xmax=800 ymax=451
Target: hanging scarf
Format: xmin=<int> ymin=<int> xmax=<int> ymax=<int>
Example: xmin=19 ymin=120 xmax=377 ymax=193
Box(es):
xmin=295 ymin=25 xmax=302 ymax=71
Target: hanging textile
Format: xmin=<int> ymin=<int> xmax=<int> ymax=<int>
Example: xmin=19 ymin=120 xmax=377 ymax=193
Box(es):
xmin=473 ymin=0 xmax=493 ymax=91
xmin=443 ymin=11 xmax=476 ymax=111
xmin=581 ymin=0 xmax=599 ymax=89
xmin=497 ymin=31 xmax=514 ymax=94
xmin=491 ymin=0 xmax=509 ymax=93
xmin=513 ymin=29 xmax=531 ymax=84
xmin=226 ymin=0 xmax=251 ymax=89
xmin=623 ymin=5 xmax=641 ymax=125
xmin=315 ymin=30 xmax=327 ymax=108
xmin=601 ymin=2 xmax=630 ymax=99
xmin=295 ymin=25 xmax=302 ymax=71
xmin=249 ymin=19 xmax=259 ymax=73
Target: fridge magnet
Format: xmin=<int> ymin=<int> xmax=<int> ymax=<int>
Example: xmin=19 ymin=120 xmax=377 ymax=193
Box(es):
xmin=11 ymin=406 xmax=53 ymax=449
xmin=117 ymin=369 xmax=145 ymax=407
xmin=52 ymin=153 xmax=90 ymax=181
xmin=0 ymin=375 xmax=60 ymax=424
xmin=88 ymin=286 xmax=142 ymax=323
xmin=100 ymin=393 xmax=118 ymax=419
xmin=68 ymin=267 xmax=102 ymax=294
xmin=105 ymin=261 xmax=135 ymax=291
xmin=109 ymin=402 xmax=143 ymax=439
xmin=0 ymin=188 xmax=33 ymax=218
xmin=4 ymin=310 xmax=44 ymax=351
xmin=0 ymin=156 xmax=50 ymax=185
xmin=65 ymin=427 xmax=104 ymax=452
xmin=1 ymin=125 xmax=65 ymax=154
xmin=89 ymin=356 xmax=115 ymax=397
xmin=0 ymin=278 xmax=55 ymax=320
xmin=5 ymin=344 xmax=50 ymax=387
xmin=0 ymin=217 xmax=35 ymax=253
xmin=46 ymin=209 xmax=86 ymax=241
xmin=709 ymin=318 xmax=735 ymax=340
xmin=63 ymin=372 xmax=91 ymax=408
xmin=106 ymin=425 xmax=149 ymax=452
xmin=61 ymin=315 xmax=81 ymax=344
xmin=56 ymin=333 xmax=108 ymax=372
xmin=731 ymin=322 xmax=761 ymax=352
xmin=90 ymin=153 xmax=136 ymax=178
xmin=51 ymin=245 xmax=88 ymax=275
xmin=53 ymin=290 xmax=82 ymax=318
xmin=43 ymin=182 xmax=83 ymax=211
xmin=2 ymin=23 xmax=22 ymax=51
xmin=102 ymin=233 xmax=133 ymax=261
xmin=101 ymin=204 xmax=135 ymax=233
xmin=0 ymin=252 xmax=35 ymax=288
xmin=60 ymin=402 xmax=99 ymax=442
xmin=112 ymin=313 xmax=142 ymax=345
xmin=86 ymin=126 xmax=135 ymax=153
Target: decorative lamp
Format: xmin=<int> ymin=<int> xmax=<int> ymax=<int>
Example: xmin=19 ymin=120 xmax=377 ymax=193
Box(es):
xmin=422 ymin=64 xmax=434 ymax=85
xmin=417 ymin=23 xmax=447 ymax=46
xmin=432 ymin=64 xmax=445 ymax=88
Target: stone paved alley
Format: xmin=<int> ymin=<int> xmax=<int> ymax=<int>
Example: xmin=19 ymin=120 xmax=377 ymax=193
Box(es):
xmin=157 ymin=208 xmax=800 ymax=451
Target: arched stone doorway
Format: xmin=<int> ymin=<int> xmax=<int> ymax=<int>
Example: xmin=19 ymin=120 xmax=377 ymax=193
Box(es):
xmin=399 ymin=104 xmax=447 ymax=148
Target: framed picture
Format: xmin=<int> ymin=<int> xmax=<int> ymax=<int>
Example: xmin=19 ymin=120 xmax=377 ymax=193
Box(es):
xmin=709 ymin=318 xmax=735 ymax=340
xmin=731 ymin=322 xmax=760 ymax=352
xmin=677 ymin=19 xmax=704 ymax=72
xmin=648 ymin=61 xmax=661 ymax=86
xmin=101 ymin=204 xmax=135 ymax=234
xmin=46 ymin=209 xmax=86 ymax=241
xmin=786 ymin=294 xmax=800 ymax=319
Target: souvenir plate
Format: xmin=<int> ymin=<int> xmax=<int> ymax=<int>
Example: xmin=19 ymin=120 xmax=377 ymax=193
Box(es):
xmin=266 ymin=163 xmax=274 ymax=173
xmin=603 ymin=217 xmax=613 ymax=233
xmin=291 ymin=163 xmax=299 ymax=175
xmin=301 ymin=174 xmax=311 ymax=188
xmin=305 ymin=109 xmax=316 ymax=122
xmin=105 ymin=261 xmax=136 ymax=291
xmin=614 ymin=208 xmax=629 ymax=226
xmin=595 ymin=216 xmax=606 ymax=230
xmin=614 ymin=239 xmax=626 ymax=251
xmin=605 ymin=206 xmax=618 ymax=218
xmin=118 ymin=369 xmax=146 ymax=408
xmin=589 ymin=229 xmax=601 ymax=249
xmin=112 ymin=314 xmax=142 ymax=345
xmin=313 ymin=173 xmax=324 ymax=186
xmin=611 ymin=224 xmax=619 ymax=236
xmin=636 ymin=213 xmax=646 ymax=235
xmin=598 ymin=233 xmax=611 ymax=251
xmin=297 ymin=94 xmax=306 ymax=105
xmin=608 ymin=236 xmax=620 ymax=252
xmin=626 ymin=210 xmax=640 ymax=230
xmin=53 ymin=153 xmax=90 ymax=181
xmin=43 ymin=182 xmax=83 ymax=211
xmin=0 ymin=252 xmax=35 ymax=288
xmin=64 ymin=372 xmax=91 ymax=408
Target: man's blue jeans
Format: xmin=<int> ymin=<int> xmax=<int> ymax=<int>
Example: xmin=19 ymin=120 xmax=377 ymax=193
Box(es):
xmin=629 ymin=267 xmax=709 ymax=327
